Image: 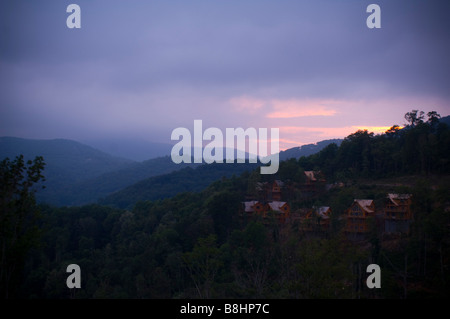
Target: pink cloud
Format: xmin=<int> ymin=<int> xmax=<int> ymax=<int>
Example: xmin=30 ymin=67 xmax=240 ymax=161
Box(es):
xmin=229 ymin=96 xmax=266 ymax=114
xmin=266 ymin=99 xmax=338 ymax=118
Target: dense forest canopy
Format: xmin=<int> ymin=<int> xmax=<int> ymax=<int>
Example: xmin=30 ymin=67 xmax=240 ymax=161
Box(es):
xmin=1 ymin=110 xmax=449 ymax=299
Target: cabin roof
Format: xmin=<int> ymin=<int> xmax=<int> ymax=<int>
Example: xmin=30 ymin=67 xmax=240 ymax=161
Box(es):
xmin=243 ymin=201 xmax=260 ymax=212
xmin=316 ymin=206 xmax=331 ymax=219
xmin=304 ymin=171 xmax=317 ymax=181
xmin=354 ymin=199 xmax=374 ymax=213
xmin=255 ymin=182 xmax=267 ymax=191
xmin=387 ymin=193 xmax=412 ymax=206
xmin=268 ymin=201 xmax=287 ymax=212
xmin=273 ymin=180 xmax=284 ymax=187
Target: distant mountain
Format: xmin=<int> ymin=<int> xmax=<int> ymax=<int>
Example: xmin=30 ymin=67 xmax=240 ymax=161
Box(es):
xmin=0 ymin=137 xmax=134 ymax=205
xmin=81 ymin=137 xmax=261 ymax=162
xmin=0 ymin=136 xmax=132 ymax=180
xmin=55 ymin=156 xmax=200 ymax=206
xmin=279 ymin=139 xmax=343 ymax=161
xmin=89 ymin=140 xmax=344 ymax=208
xmin=0 ymin=136 xmax=345 ymax=207
xmin=82 ymin=138 xmax=174 ymax=162
xmin=440 ymin=115 xmax=450 ymax=126
xmin=97 ymin=139 xmax=346 ymax=209
xmin=52 ymin=143 xmax=266 ymax=206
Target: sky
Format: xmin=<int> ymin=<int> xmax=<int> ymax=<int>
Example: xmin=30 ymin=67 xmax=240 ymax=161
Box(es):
xmin=1 ymin=0 xmax=449 ymax=151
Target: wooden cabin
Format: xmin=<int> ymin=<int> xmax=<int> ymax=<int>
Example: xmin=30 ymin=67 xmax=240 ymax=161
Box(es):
xmin=346 ymin=199 xmax=375 ymax=233
xmin=300 ymin=171 xmax=326 ymax=197
xmin=271 ymin=180 xmax=284 ymax=201
xmin=384 ymin=194 xmax=413 ymax=233
xmin=315 ymin=206 xmax=331 ymax=230
xmin=242 ymin=201 xmax=267 ymax=218
xmin=241 ymin=200 xmax=290 ymax=224
xmin=253 ymin=180 xmax=285 ymax=201
xmin=302 ymin=206 xmax=332 ymax=232
xmin=267 ymin=201 xmax=290 ymax=223
xmin=255 ymin=182 xmax=269 ymax=201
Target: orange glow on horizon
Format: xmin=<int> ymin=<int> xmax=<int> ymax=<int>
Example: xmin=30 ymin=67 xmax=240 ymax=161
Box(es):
xmin=352 ymin=126 xmax=404 ymax=134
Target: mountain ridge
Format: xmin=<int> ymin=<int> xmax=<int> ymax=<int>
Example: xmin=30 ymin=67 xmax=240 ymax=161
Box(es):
xmin=6 ymin=114 xmax=448 ymax=207
xmin=279 ymin=139 xmax=343 ymax=161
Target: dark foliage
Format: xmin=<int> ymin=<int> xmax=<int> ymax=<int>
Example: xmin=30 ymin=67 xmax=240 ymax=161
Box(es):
xmin=3 ymin=111 xmax=450 ymax=299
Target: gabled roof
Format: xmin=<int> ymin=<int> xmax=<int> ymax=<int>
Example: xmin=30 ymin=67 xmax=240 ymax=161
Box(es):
xmin=304 ymin=171 xmax=317 ymax=181
xmin=268 ymin=201 xmax=288 ymax=212
xmin=316 ymin=206 xmax=331 ymax=219
xmin=387 ymin=193 xmax=412 ymax=206
xmin=273 ymin=180 xmax=284 ymax=187
xmin=354 ymin=199 xmax=374 ymax=213
xmin=255 ymin=182 xmax=268 ymax=191
xmin=243 ymin=201 xmax=260 ymax=212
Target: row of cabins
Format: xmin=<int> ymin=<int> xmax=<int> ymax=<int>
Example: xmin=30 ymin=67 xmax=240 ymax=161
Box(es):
xmin=346 ymin=194 xmax=413 ymax=234
xmin=241 ymin=172 xmax=323 ymax=224
xmin=252 ymin=171 xmax=326 ymax=202
xmin=241 ymin=200 xmax=291 ymax=224
xmin=241 ymin=193 xmax=413 ymax=235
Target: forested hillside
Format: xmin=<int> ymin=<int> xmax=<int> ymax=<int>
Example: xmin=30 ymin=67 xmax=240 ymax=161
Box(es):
xmin=52 ymin=156 xmax=200 ymax=206
xmin=99 ymin=162 xmax=259 ymax=209
xmin=2 ymin=111 xmax=449 ymax=299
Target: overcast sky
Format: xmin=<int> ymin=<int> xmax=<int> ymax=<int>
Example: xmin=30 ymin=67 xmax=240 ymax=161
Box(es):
xmin=1 ymin=0 xmax=449 ymax=150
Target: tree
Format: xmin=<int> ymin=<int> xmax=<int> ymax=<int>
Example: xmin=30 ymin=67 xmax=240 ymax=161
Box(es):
xmin=0 ymin=155 xmax=46 ymax=298
xmin=426 ymin=111 xmax=441 ymax=131
xmin=183 ymin=234 xmax=222 ymax=298
xmin=206 ymin=191 xmax=240 ymax=244
xmin=337 ymin=130 xmax=374 ymax=175
xmin=292 ymin=238 xmax=356 ymax=298
xmin=404 ymin=110 xmax=425 ymax=127
xmin=385 ymin=125 xmax=402 ymax=137
xmin=229 ymin=222 xmax=275 ymax=298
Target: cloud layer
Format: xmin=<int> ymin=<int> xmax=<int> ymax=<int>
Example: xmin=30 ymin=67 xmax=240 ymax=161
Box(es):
xmin=1 ymin=0 xmax=449 ymax=150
